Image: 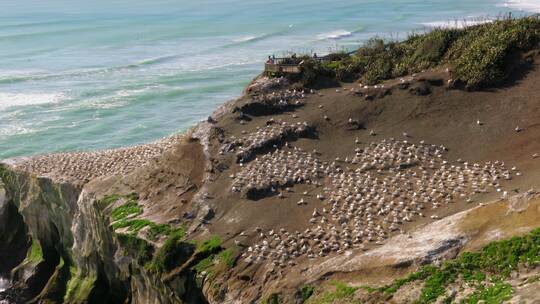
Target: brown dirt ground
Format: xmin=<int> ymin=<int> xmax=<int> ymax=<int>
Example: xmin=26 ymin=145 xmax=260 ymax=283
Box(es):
xmin=85 ymin=54 xmax=540 ymax=302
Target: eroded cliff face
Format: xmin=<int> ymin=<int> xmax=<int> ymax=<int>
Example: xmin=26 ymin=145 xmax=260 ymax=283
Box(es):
xmin=2 ymin=53 xmax=540 ymax=304
xmin=0 ymin=166 xmax=191 ymax=304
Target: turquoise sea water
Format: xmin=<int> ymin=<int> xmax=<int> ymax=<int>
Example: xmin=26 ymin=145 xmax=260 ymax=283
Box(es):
xmin=0 ymin=0 xmax=537 ymax=159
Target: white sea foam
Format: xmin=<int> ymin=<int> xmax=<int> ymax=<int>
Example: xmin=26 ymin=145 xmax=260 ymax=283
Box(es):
xmin=317 ymin=30 xmax=353 ymax=40
xmin=0 ymin=276 xmax=10 ymax=292
xmin=0 ymin=92 xmax=66 ymax=110
xmin=420 ymin=19 xmax=493 ymax=29
xmin=500 ymin=0 xmax=540 ymax=13
xmin=233 ymin=35 xmax=258 ymax=43
xmin=0 ymin=123 xmax=38 ymax=137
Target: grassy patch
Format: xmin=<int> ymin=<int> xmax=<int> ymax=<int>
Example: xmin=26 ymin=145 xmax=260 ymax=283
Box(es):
xmin=192 ymin=247 xmax=236 ymax=278
xmin=362 ymin=227 xmax=540 ymax=303
xmin=217 ymin=248 xmax=235 ymax=268
xmin=110 ymin=201 xmax=142 ymax=222
xmin=419 ymin=266 xmax=457 ymax=303
xmin=193 ymin=255 xmax=215 ymax=273
xmin=308 ymin=281 xmax=358 ymax=304
xmin=109 ymin=195 xmax=174 ymax=240
xmin=464 ymin=279 xmax=513 ymax=303
xmin=195 ymin=235 xmax=222 ymax=254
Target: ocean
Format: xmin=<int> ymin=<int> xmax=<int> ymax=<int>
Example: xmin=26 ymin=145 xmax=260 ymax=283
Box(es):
xmin=0 ymin=0 xmax=537 ymax=159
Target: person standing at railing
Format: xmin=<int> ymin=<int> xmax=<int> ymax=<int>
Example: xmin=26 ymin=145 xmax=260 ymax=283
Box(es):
xmin=267 ymin=56 xmax=274 ymax=64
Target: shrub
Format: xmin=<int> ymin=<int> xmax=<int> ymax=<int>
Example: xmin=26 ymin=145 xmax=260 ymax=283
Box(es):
xmin=295 ymin=15 xmax=540 ymax=88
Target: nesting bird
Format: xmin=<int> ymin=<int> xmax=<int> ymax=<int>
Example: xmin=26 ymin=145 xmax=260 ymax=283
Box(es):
xmin=13 ymin=134 xmax=183 ymax=183
xmin=242 ymin=138 xmax=519 ymax=269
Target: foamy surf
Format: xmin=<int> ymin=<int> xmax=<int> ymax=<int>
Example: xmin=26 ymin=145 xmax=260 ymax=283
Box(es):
xmin=233 ymin=35 xmax=258 ymax=43
xmin=501 ymin=0 xmax=540 ymax=13
xmin=0 ymin=92 xmax=67 ymax=110
xmin=317 ymin=30 xmax=353 ymax=40
xmin=0 ymin=276 xmax=9 ymax=292
xmin=0 ymin=0 xmax=526 ymax=160
xmin=420 ymin=19 xmax=494 ymax=29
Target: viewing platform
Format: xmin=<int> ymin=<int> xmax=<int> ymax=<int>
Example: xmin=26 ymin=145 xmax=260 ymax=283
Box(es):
xmin=264 ymin=56 xmax=326 ymax=75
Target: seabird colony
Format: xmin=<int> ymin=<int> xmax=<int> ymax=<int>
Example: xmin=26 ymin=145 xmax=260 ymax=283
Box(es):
xmin=250 ymin=87 xmax=306 ymax=110
xmin=221 ymin=120 xmax=313 ymax=164
xmin=12 ymin=135 xmax=182 ymax=183
xmin=226 ymin=136 xmax=519 ymax=269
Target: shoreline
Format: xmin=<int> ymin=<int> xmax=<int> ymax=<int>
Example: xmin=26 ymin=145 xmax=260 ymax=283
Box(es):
xmin=1 ymin=2 xmax=535 ymax=160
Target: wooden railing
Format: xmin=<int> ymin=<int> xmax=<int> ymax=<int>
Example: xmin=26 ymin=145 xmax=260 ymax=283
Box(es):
xmin=264 ymin=57 xmax=326 ymax=74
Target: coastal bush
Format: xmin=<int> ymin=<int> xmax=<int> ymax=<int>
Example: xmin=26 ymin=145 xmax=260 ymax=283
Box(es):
xmin=450 ymin=17 xmax=540 ymax=88
xmin=298 ymin=15 xmax=540 ymax=88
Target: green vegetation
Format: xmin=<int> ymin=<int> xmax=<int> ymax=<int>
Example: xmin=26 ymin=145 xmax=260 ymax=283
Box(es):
xmin=264 ymin=294 xmax=281 ymax=304
xmin=300 ymin=285 xmax=315 ymax=302
xmin=195 ymin=235 xmax=222 ymax=254
xmin=146 ymin=227 xmax=190 ymax=273
xmin=217 ymin=248 xmax=235 ymax=268
xmin=108 ymin=194 xmax=175 ymax=241
xmin=376 ymin=266 xmax=434 ymax=295
xmin=27 ymin=238 xmax=44 ymax=263
xmin=192 ymin=247 xmax=236 ymax=278
xmin=96 ymin=194 xmax=120 ymax=209
xmin=107 ymin=194 xmax=188 ymax=268
xmin=298 ymin=16 xmax=540 ymax=88
xmin=116 ymin=233 xmax=154 ymax=264
xmin=64 ymin=266 xmax=97 ymax=303
xmin=193 ymin=255 xmax=215 ymax=273
xmin=189 ymin=235 xmax=235 ymax=277
xmin=466 ymin=279 xmax=513 ymax=304
xmin=360 ymin=227 xmax=540 ymax=303
xmin=307 ymin=281 xmax=358 ymax=304
xmin=110 ymin=201 xmax=142 ymax=222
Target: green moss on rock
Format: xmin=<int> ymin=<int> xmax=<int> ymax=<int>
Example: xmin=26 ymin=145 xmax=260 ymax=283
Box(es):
xmin=27 ymin=238 xmax=44 ymax=264
xmin=64 ymin=266 xmax=97 ymax=304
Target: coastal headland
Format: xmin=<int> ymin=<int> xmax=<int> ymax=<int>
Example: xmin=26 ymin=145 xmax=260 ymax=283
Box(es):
xmin=2 ymin=16 xmax=540 ymax=304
